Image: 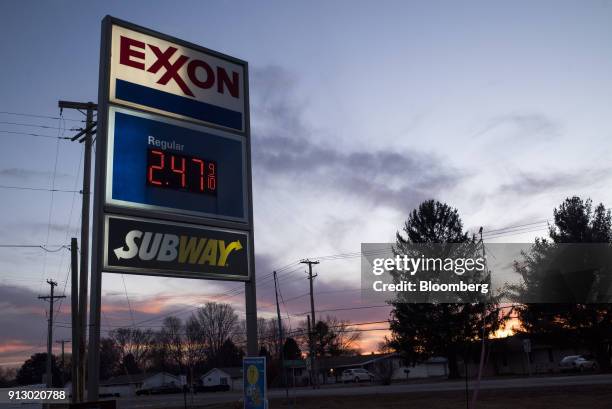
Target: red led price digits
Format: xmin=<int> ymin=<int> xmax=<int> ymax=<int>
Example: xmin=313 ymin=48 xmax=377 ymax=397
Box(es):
xmin=146 ymin=149 xmax=217 ymax=195
xmin=148 ymin=150 xmax=164 ymax=186
xmin=207 ymin=162 xmax=216 ymax=191
xmin=171 ymin=155 xmax=186 ymax=188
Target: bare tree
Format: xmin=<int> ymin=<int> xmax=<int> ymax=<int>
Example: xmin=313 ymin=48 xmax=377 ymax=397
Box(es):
xmin=325 ymin=316 xmax=362 ymax=356
xmin=297 ymin=315 xmax=362 ymax=357
xmin=258 ymin=317 xmax=288 ymax=358
xmin=377 ymin=336 xmax=395 ymax=354
xmin=109 ymin=328 xmax=154 ymax=372
xmin=185 ymin=315 xmax=206 ymax=373
xmin=158 ymin=316 xmax=185 ymax=372
xmin=195 ymin=302 xmax=239 ymax=360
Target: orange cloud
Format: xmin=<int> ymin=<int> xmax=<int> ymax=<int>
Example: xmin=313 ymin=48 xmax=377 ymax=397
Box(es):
xmin=0 ymin=340 xmax=34 ymax=354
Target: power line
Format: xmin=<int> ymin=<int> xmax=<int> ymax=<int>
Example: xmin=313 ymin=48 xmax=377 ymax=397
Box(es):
xmin=294 ymin=305 xmax=390 ymax=316
xmin=122 ymin=274 xmax=137 ymax=327
xmin=0 ymin=244 xmax=69 ymax=252
xmin=483 ymin=227 xmax=549 ymax=240
xmin=39 ymin=119 xmax=64 ymax=296
xmin=53 ymin=318 xmax=390 ymax=333
xmin=483 ymin=220 xmax=548 ymax=235
xmin=0 ymin=130 xmax=69 ymax=139
xmin=282 ymin=288 xmax=362 ymax=303
xmin=54 ymin=146 xmax=85 ymax=319
xmin=120 ymin=265 xmax=301 ymax=329
xmin=0 ymin=184 xmax=80 ymax=193
xmin=0 ymin=110 xmax=83 ymax=122
xmin=0 ymin=120 xmax=78 ymax=131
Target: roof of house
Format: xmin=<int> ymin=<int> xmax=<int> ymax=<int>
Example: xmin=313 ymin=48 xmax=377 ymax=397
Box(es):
xmin=101 ymin=372 xmax=178 ymax=386
xmin=202 ymin=367 xmax=243 ymax=379
xmin=487 ymin=336 xmax=556 ymax=352
xmin=318 ymin=353 xmax=398 ymax=370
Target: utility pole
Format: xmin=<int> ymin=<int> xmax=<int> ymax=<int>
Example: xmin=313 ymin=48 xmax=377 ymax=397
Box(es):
xmin=273 ymin=271 xmax=289 ymax=401
xmin=39 ymin=279 xmax=66 ymax=387
xmin=470 ymin=227 xmax=488 ymax=409
xmin=69 ymin=238 xmax=79 ymax=403
xmin=301 ymin=258 xmax=319 ymax=388
xmin=56 ymin=340 xmax=70 ymax=387
xmin=59 ymin=100 xmax=97 ymax=401
xmin=307 ymin=315 xmax=312 ymax=388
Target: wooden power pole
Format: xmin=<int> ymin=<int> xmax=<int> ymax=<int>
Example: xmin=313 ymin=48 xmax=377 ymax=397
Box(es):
xmin=58 ymin=100 xmax=97 ymax=400
xmin=39 ymin=279 xmax=65 ymax=387
xmin=301 ymin=259 xmax=319 ymax=388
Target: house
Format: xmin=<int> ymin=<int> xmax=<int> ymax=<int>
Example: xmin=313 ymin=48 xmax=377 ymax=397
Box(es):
xmin=398 ymin=357 xmax=449 ymax=379
xmin=316 ymin=353 xmax=407 ymax=383
xmin=99 ymin=372 xmax=181 ymax=397
xmin=471 ymin=335 xmax=591 ymax=376
xmin=282 ymin=359 xmax=310 ymax=386
xmin=313 ymin=354 xmax=450 ymax=383
xmin=201 ymin=367 xmax=243 ymax=391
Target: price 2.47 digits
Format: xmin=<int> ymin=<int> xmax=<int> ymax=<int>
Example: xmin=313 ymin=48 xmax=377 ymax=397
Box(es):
xmin=147 ymin=149 xmax=217 ymax=195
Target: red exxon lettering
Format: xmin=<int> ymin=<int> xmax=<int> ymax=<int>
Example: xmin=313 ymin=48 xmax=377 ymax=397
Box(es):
xmin=120 ymin=36 xmax=145 ymax=70
xmin=147 ymin=45 xmax=193 ymax=97
xmin=118 ymin=36 xmax=240 ymax=99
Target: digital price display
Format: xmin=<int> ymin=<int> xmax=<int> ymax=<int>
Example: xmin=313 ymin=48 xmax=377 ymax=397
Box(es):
xmin=147 ymin=149 xmax=217 ymax=195
xmin=106 ymin=107 xmax=247 ymax=222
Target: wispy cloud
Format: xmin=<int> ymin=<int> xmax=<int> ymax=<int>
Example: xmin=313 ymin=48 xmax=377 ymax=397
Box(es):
xmin=473 ymin=113 xmax=561 ymax=140
xmin=498 ymin=168 xmax=611 ymax=196
xmin=250 ymin=66 xmax=464 ymax=214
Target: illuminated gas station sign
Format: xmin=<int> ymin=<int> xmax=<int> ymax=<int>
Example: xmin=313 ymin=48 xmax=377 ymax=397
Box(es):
xmin=105 ymin=107 xmax=248 ymax=222
xmin=89 ymin=17 xmax=258 ymax=399
xmin=95 ymin=17 xmax=253 ymax=280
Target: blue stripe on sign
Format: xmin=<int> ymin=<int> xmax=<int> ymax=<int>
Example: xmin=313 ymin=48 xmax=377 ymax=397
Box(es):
xmin=115 ymin=79 xmax=243 ymax=131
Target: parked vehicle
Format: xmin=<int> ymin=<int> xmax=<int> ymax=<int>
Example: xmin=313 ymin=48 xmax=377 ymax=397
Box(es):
xmin=559 ymin=355 xmax=598 ymax=372
xmin=341 ymin=368 xmax=374 ymax=383
xmin=136 ymin=384 xmax=182 ymax=395
xmin=194 ymin=384 xmax=231 ymax=392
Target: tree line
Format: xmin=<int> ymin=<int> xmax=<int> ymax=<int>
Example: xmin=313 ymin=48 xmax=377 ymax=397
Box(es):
xmin=9 ymin=302 xmax=362 ymax=386
xmin=386 ymin=197 xmax=612 ymax=378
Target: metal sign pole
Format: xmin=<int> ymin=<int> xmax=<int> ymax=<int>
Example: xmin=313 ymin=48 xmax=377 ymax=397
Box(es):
xmin=243 ymin=64 xmax=258 ymax=357
xmin=86 ymin=17 xmax=111 ymax=400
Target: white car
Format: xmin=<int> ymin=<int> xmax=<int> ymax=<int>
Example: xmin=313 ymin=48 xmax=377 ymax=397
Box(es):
xmin=341 ymin=368 xmax=374 ymax=383
xmin=559 ymin=355 xmax=598 ymax=372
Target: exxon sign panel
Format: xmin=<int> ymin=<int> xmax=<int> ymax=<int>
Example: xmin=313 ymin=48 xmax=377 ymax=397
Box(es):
xmin=109 ymin=24 xmax=246 ymax=132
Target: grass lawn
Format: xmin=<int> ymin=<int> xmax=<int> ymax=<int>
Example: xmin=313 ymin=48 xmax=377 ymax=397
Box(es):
xmin=197 ymin=384 xmax=612 ymax=409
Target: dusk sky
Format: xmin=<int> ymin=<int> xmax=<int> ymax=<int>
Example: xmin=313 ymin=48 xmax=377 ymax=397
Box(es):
xmin=1 ymin=0 xmax=612 ymax=366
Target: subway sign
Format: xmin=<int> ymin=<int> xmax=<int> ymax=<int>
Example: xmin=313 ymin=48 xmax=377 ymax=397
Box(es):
xmin=104 ymin=215 xmax=249 ymax=280
xmin=109 ymin=23 xmax=246 ymax=132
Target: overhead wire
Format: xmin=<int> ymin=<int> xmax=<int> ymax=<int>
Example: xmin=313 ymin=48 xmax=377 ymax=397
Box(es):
xmin=38 ymin=115 xmax=64 ymax=296
xmin=0 ymin=110 xmax=83 ymax=122
xmin=0 ymin=120 xmax=79 ymax=131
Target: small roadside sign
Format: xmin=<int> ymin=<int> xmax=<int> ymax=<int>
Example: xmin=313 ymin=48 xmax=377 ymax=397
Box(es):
xmin=243 ymin=356 xmax=266 ymax=409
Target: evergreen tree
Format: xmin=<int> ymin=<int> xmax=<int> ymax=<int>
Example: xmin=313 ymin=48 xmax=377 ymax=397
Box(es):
xmin=16 ymin=353 xmax=61 ymax=386
xmin=282 ymin=337 xmax=302 ymax=360
xmin=389 ymin=200 xmax=504 ymax=378
xmin=512 ymin=196 xmax=612 ymax=369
